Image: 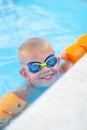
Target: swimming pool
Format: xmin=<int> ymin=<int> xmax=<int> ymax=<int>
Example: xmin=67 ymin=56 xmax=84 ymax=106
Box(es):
xmin=0 ymin=0 xmax=87 ymax=103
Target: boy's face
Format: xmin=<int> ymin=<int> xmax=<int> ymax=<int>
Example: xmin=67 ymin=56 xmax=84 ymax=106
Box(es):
xmin=21 ymin=48 xmax=60 ymax=87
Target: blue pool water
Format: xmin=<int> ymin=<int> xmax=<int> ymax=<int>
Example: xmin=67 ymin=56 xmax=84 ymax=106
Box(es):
xmin=0 ymin=0 xmax=87 ymax=102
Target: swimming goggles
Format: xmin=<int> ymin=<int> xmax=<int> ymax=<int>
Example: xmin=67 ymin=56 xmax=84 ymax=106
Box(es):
xmin=27 ymin=54 xmax=58 ymax=73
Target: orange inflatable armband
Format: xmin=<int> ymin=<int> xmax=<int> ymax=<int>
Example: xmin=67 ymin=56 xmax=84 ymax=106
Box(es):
xmin=64 ymin=43 xmax=86 ymax=63
xmin=0 ymin=93 xmax=28 ymax=118
xmin=76 ymin=34 xmax=87 ymax=51
xmin=0 ymin=111 xmax=11 ymax=128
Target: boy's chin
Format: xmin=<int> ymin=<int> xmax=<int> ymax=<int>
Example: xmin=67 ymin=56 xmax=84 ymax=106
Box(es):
xmin=33 ymin=76 xmax=58 ymax=88
xmin=40 ymin=80 xmax=56 ymax=87
xmin=41 ymin=77 xmax=58 ymax=87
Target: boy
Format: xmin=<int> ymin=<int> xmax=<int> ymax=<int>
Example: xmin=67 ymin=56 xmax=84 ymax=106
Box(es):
xmin=0 ymin=34 xmax=87 ymax=128
xmin=16 ymin=38 xmax=74 ymax=99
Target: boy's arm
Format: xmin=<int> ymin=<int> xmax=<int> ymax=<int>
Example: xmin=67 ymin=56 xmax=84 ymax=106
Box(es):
xmin=59 ymin=50 xmax=74 ymax=73
xmin=60 ymin=34 xmax=87 ymax=73
xmin=59 ymin=45 xmax=85 ymax=73
xmin=59 ymin=57 xmax=74 ymax=73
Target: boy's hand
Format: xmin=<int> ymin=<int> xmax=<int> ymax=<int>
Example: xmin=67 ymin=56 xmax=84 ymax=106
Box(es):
xmin=7 ymin=112 xmax=17 ymax=118
xmin=59 ymin=51 xmax=74 ymax=73
xmin=60 ymin=50 xmax=68 ymax=60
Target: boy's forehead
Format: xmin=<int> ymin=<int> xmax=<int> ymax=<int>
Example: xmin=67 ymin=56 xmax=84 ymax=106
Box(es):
xmin=25 ymin=48 xmax=55 ymax=63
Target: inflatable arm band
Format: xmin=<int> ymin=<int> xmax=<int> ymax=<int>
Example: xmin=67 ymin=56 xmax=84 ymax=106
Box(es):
xmin=77 ymin=34 xmax=87 ymax=51
xmin=64 ymin=34 xmax=87 ymax=63
xmin=0 ymin=93 xmax=28 ymax=118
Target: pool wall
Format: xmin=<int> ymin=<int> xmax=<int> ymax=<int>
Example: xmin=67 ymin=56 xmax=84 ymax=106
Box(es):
xmin=4 ymin=54 xmax=87 ymax=130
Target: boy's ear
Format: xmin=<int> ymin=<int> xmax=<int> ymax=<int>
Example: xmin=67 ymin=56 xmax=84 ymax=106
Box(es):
xmin=20 ymin=69 xmax=30 ymax=80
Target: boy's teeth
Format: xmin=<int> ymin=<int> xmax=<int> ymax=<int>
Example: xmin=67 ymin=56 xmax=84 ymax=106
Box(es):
xmin=43 ymin=74 xmax=53 ymax=79
xmin=45 ymin=75 xmax=51 ymax=78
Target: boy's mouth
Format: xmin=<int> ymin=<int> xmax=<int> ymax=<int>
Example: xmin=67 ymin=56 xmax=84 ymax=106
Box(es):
xmin=41 ymin=73 xmax=54 ymax=80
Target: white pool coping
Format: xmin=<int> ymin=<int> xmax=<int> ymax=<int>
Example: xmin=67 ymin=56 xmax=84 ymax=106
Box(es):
xmin=4 ymin=54 xmax=87 ymax=130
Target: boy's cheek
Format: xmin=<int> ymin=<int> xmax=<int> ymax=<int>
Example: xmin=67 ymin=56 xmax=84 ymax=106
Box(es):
xmin=28 ymin=72 xmax=40 ymax=80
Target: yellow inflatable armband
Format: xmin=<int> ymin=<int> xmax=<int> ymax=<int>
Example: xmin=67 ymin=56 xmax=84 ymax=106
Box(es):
xmin=0 ymin=111 xmax=11 ymax=128
xmin=77 ymin=34 xmax=87 ymax=51
xmin=64 ymin=43 xmax=86 ymax=63
xmin=63 ymin=34 xmax=87 ymax=63
xmin=0 ymin=93 xmax=28 ymax=118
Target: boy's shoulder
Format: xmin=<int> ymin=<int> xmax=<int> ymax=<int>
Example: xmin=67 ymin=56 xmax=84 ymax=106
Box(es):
xmin=15 ymin=83 xmax=30 ymax=100
xmin=15 ymin=82 xmax=36 ymax=101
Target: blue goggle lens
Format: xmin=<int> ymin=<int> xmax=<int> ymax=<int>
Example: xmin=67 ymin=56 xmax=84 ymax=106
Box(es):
xmin=46 ymin=56 xmax=57 ymax=67
xmin=28 ymin=62 xmax=41 ymax=73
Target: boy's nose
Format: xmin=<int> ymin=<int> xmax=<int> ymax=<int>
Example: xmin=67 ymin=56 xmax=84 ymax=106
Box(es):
xmin=41 ymin=66 xmax=51 ymax=72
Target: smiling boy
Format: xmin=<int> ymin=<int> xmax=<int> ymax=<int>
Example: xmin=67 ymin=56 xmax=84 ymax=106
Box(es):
xmin=15 ymin=38 xmax=74 ymax=100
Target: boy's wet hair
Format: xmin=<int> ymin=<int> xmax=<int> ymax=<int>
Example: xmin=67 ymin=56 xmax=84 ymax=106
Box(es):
xmin=18 ymin=38 xmax=53 ymax=64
